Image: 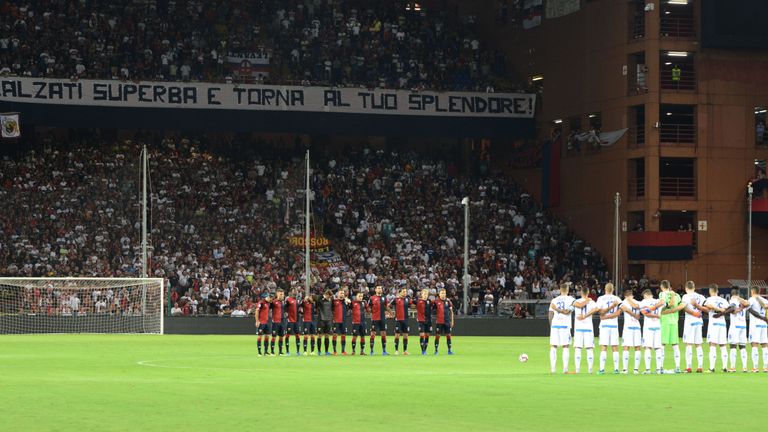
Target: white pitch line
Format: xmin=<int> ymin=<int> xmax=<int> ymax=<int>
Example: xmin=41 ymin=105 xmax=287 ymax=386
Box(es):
xmin=135 ymin=356 xmax=519 ymax=376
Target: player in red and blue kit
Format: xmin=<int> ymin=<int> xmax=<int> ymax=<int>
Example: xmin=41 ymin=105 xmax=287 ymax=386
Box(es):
xmin=368 ymin=285 xmax=389 ymax=355
xmin=284 ymin=289 xmax=300 ymax=355
xmin=350 ymin=292 xmax=367 ymax=355
xmin=301 ymin=295 xmax=317 ymax=355
xmin=332 ymin=289 xmax=351 ymax=355
xmin=255 ymin=293 xmax=273 ymax=356
xmin=416 ymin=289 xmax=433 ymax=355
xmin=391 ymin=288 xmax=411 ymax=355
xmin=271 ymin=289 xmax=286 ymax=356
xmin=433 ymin=288 xmax=454 ymax=355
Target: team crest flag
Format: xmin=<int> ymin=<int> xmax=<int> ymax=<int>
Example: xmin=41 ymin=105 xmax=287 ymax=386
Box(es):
xmin=1 ymin=113 xmax=20 ymax=138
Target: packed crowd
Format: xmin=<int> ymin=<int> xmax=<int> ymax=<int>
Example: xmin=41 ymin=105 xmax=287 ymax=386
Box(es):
xmin=0 ymin=0 xmax=507 ymax=91
xmin=0 ymin=134 xmax=607 ymax=317
xmin=16 ymin=285 xmax=148 ymax=316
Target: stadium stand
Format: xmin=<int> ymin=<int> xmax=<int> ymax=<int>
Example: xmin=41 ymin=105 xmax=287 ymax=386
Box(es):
xmin=0 ymin=134 xmax=607 ymax=316
xmin=0 ymin=0 xmax=508 ymax=91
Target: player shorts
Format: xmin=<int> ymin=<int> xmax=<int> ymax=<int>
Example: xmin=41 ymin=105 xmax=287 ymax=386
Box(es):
xmin=257 ymin=323 xmax=271 ymax=335
xmin=418 ymin=322 xmax=432 ymax=333
xmin=642 ymin=326 xmax=662 ymax=349
xmin=573 ymin=329 xmax=594 ymax=349
xmin=749 ymin=323 xmax=768 ymax=344
xmin=333 ymin=322 xmax=346 ymax=334
xmin=395 ymin=320 xmax=409 ymax=334
xmin=302 ymin=321 xmax=317 ymax=335
xmin=318 ymin=320 xmax=332 ymax=334
xmin=598 ymin=325 xmax=619 ymax=346
xmin=286 ymin=322 xmax=301 ymax=335
xmin=550 ymin=326 xmax=570 ymax=346
xmin=622 ymin=326 xmax=642 ymax=347
xmin=707 ymin=323 xmax=727 ymax=345
xmin=371 ymin=320 xmax=386 ymax=332
xmin=661 ymin=323 xmax=679 ymax=345
xmin=682 ymin=322 xmax=703 ymax=345
xmin=436 ymin=323 xmax=452 ymax=335
xmin=728 ymin=325 xmax=747 ymax=345
xmin=352 ymin=323 xmax=366 ymax=336
xmin=271 ymin=323 xmax=285 ymax=337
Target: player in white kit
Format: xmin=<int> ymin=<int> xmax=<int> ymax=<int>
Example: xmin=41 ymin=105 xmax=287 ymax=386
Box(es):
xmin=746 ymin=286 xmax=768 ymax=372
xmin=703 ymin=284 xmax=729 ymax=373
xmin=639 ymin=289 xmax=664 ymax=374
xmin=724 ymin=289 xmax=750 ymax=372
xmin=619 ymin=289 xmax=643 ymax=374
xmin=549 ymin=283 xmax=575 ymax=374
xmin=572 ymin=285 xmax=599 ymax=374
xmin=596 ymin=283 xmax=622 ymax=374
xmin=681 ymin=281 xmax=706 ymax=373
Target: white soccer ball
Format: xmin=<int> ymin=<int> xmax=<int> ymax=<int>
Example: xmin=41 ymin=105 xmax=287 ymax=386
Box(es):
xmin=518 ymin=353 xmax=529 ymax=363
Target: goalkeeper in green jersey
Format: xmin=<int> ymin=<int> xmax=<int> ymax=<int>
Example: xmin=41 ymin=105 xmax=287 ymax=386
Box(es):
xmin=659 ymin=279 xmax=687 ymax=373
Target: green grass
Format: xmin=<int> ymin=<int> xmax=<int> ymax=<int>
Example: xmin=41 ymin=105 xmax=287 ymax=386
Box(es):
xmin=0 ymin=335 xmax=766 ymax=432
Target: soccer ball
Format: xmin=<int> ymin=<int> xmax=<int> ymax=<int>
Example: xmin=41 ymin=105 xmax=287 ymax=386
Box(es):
xmin=518 ymin=353 xmax=529 ymax=363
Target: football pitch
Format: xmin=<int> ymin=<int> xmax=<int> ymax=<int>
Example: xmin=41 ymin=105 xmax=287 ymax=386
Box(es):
xmin=0 ymin=335 xmax=765 ymax=432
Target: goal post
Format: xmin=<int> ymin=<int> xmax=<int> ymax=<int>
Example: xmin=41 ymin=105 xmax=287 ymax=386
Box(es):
xmin=0 ymin=278 xmax=164 ymax=334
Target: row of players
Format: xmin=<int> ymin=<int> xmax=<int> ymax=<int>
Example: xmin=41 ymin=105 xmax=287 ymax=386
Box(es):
xmin=550 ymin=281 xmax=768 ymax=374
xmin=253 ymin=286 xmax=455 ymax=356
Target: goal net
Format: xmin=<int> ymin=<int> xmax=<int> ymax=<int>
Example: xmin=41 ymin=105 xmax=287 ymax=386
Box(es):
xmin=0 ymin=278 xmax=164 ymax=334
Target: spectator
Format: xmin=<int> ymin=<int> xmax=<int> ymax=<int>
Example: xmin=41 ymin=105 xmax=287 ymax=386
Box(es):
xmin=231 ymin=306 xmax=247 ymax=317
xmin=0 ymin=0 xmax=510 ymax=91
xmin=483 ymin=290 xmax=494 ymax=315
xmin=1 ymin=134 xmax=607 ymax=315
xmin=171 ymin=303 xmax=183 ymax=317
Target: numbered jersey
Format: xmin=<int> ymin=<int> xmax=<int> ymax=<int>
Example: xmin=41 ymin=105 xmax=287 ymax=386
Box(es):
xmin=573 ymin=299 xmax=597 ymax=331
xmin=620 ymin=299 xmax=641 ymax=329
xmin=748 ymin=296 xmax=767 ymax=323
xmin=704 ymin=296 xmax=728 ymax=325
xmin=729 ymin=298 xmax=747 ymax=327
xmin=550 ymin=295 xmax=575 ymax=329
xmin=596 ymin=294 xmax=621 ymax=326
xmin=681 ymin=293 xmax=705 ymax=326
xmin=639 ymin=298 xmax=663 ymax=327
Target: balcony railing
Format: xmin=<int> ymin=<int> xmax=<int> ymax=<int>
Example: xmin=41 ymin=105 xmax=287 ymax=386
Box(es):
xmin=660 ymin=177 xmax=696 ymax=199
xmin=660 ymin=69 xmax=696 ymax=91
xmin=628 ymin=124 xmax=645 ymax=148
xmin=631 ymin=15 xmax=645 ymax=40
xmin=660 ymin=15 xmax=695 ymax=38
xmin=659 ymin=123 xmax=695 ymax=145
xmin=628 ymin=178 xmax=646 ymax=200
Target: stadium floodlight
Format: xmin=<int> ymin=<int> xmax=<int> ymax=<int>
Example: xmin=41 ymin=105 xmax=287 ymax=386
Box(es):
xmin=0 ymin=278 xmax=164 ymax=334
xmin=748 ymin=183 xmax=754 ymax=297
xmin=461 ymin=197 xmax=470 ymax=315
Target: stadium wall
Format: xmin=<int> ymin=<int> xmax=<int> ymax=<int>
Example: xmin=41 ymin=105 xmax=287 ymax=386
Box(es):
xmin=458 ymin=0 xmax=768 ymax=285
xmin=164 ymin=317 xmax=551 ymax=336
xmin=1 ymin=101 xmax=534 ymax=139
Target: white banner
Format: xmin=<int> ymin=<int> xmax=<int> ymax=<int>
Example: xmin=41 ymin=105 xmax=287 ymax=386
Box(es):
xmin=0 ymin=113 xmax=20 ymax=138
xmin=571 ymin=128 xmax=628 ymax=147
xmin=0 ymin=78 xmax=536 ymax=119
xmin=225 ymin=51 xmax=270 ymax=65
xmin=545 ymin=0 xmax=580 ymax=19
xmin=523 ymin=0 xmax=543 ymax=29
xmin=227 ymin=51 xmax=271 ymax=79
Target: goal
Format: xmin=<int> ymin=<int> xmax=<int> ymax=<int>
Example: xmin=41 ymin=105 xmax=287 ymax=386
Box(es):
xmin=0 ymin=278 xmax=164 ymax=334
